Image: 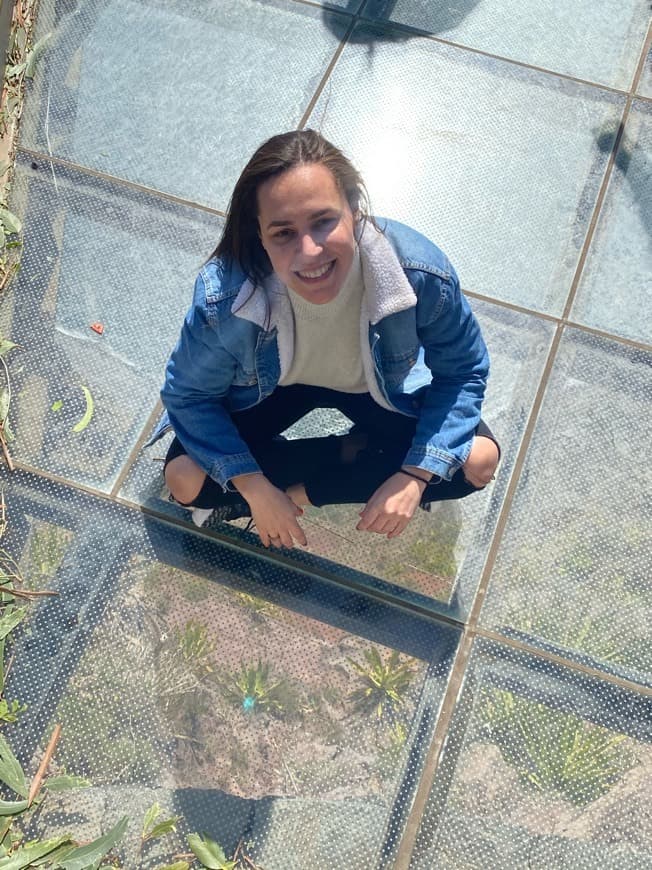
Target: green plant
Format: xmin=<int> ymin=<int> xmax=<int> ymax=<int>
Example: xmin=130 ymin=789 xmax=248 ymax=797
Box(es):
xmin=139 ymin=802 xmax=179 ymax=860
xmin=347 ymin=647 xmax=417 ymax=721
xmin=187 ymin=832 xmax=237 ymax=869
xmin=0 ymin=698 xmax=26 ymax=723
xmin=221 ymin=661 xmax=295 ymax=716
xmin=481 ymin=688 xmax=634 ymax=806
xmin=233 ymin=590 xmax=280 ymax=621
xmin=176 ymin=620 xmax=214 ymax=673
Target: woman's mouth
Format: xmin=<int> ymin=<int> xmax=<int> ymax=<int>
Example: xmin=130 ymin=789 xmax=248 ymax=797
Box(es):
xmin=295 ymin=260 xmax=336 ymax=282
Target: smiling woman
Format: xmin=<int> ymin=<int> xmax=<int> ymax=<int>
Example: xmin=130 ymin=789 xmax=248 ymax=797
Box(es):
xmin=158 ymin=129 xmax=500 ymax=549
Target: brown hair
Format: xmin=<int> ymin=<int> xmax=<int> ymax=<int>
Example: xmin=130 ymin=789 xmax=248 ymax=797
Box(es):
xmin=211 ymin=129 xmax=373 ymax=283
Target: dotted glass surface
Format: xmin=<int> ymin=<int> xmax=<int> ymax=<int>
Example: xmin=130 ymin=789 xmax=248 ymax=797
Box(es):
xmin=19 ymin=0 xmax=345 ymax=209
xmin=1 ymin=471 xmax=459 ymax=869
xmin=308 ymin=26 xmax=625 ymax=314
xmin=119 ymin=301 xmax=553 ymax=619
xmin=362 ymin=0 xmax=649 ymax=89
xmin=571 ymin=100 xmax=652 ymax=344
xmin=410 ymin=639 xmax=652 ymax=869
xmin=637 ymin=47 xmax=652 ymax=98
xmin=0 ymin=154 xmax=220 ymax=490
xmin=480 ymin=330 xmax=652 ymax=682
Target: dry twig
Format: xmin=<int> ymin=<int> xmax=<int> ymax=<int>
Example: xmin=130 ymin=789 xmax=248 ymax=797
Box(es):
xmin=0 ymin=426 xmax=13 ymax=472
xmin=27 ymin=722 xmax=61 ymax=806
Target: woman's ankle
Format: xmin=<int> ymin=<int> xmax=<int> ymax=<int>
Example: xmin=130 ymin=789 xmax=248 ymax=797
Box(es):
xmin=286 ymin=482 xmax=312 ymax=507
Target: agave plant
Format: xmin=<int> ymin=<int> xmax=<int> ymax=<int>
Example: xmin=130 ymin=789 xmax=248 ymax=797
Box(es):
xmin=347 ymin=647 xmax=417 ymax=721
xmin=222 ymin=661 xmax=289 ymax=716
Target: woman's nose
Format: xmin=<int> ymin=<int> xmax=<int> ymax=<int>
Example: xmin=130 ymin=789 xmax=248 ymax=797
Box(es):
xmin=298 ymin=233 xmax=322 ymax=256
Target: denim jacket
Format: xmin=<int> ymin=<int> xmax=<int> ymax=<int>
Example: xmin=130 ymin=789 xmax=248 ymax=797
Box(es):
xmin=154 ymin=218 xmax=489 ymax=488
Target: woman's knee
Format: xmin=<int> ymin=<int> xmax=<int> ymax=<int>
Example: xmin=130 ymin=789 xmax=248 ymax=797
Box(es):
xmin=462 ymin=435 xmax=500 ymax=488
xmin=164 ymin=455 xmax=207 ymax=505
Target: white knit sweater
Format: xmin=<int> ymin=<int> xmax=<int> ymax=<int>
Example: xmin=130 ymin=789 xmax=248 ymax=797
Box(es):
xmin=279 ymin=247 xmax=367 ymax=392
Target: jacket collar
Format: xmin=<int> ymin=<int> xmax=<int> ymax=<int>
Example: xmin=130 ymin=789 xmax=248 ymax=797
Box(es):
xmin=230 ymin=219 xmax=417 ymax=328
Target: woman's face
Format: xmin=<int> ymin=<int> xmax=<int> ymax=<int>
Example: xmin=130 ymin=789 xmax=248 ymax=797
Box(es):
xmin=257 ymin=162 xmax=357 ymax=305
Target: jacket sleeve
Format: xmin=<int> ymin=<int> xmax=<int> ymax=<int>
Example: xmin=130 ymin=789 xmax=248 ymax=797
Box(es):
xmin=402 ymin=268 xmax=489 ymax=481
xmin=160 ymin=272 xmax=262 ymax=489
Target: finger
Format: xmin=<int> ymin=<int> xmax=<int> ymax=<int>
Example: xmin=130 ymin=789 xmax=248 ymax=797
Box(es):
xmin=275 ymin=532 xmax=291 ymax=549
xmin=357 ymin=505 xmax=380 ymax=531
xmin=387 ymin=520 xmax=409 ymax=539
xmin=370 ymin=516 xmax=396 ymax=535
xmin=289 ymin=519 xmax=307 ymax=547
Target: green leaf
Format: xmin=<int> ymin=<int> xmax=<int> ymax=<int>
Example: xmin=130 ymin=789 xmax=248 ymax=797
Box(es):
xmin=44 ymin=773 xmax=91 ymax=792
xmin=50 ymin=400 xmax=63 ymax=412
xmin=142 ymin=802 xmax=161 ymax=837
xmin=0 ymin=837 xmax=71 ymax=869
xmin=0 ymin=211 xmax=20 ymax=236
xmin=0 ymin=700 xmax=26 ymax=724
xmin=0 ymin=801 xmax=27 ymax=817
xmin=0 ymin=637 xmax=4 ymax=694
xmin=30 ymin=843 xmax=76 ymax=866
xmin=24 ymin=33 xmax=52 ymax=79
xmin=187 ymin=832 xmax=236 ymax=869
xmin=56 ymin=816 xmax=128 ymax=870
xmin=155 ymin=863 xmax=189 ymax=870
xmin=0 ymin=732 xmax=27 ymax=798
xmin=0 ymin=341 xmax=18 ymax=357
xmin=71 ymin=386 xmax=94 ymax=433
xmin=145 ymin=818 xmax=177 ymax=841
xmin=0 ymin=609 xmax=26 ymax=642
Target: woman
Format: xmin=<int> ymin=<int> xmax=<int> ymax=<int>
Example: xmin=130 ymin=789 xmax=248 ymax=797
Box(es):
xmin=159 ymin=129 xmax=499 ymax=549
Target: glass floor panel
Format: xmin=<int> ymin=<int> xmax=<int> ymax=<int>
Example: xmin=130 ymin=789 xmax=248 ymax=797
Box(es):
xmin=3 ymin=470 xmax=460 ymax=869
xmin=119 ymin=301 xmax=554 ymax=619
xmin=0 ymin=153 xmax=220 ymax=490
xmin=638 ymin=47 xmax=652 ymax=98
xmin=480 ymin=329 xmax=652 ymax=682
xmin=20 ymin=0 xmax=346 ymax=208
xmin=362 ymin=0 xmax=649 ymax=88
xmin=410 ymin=638 xmax=652 ymax=869
xmin=308 ymin=24 xmax=626 ymax=313
xmin=570 ymin=100 xmax=652 ymax=344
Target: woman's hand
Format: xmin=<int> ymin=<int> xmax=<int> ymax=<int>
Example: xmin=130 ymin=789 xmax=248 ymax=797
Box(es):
xmin=357 ymin=472 xmax=426 ymax=539
xmin=232 ymin=473 xmax=307 ymax=549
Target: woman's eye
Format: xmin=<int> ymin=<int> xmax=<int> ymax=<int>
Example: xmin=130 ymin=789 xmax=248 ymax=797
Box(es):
xmin=273 ymin=229 xmax=293 ymax=241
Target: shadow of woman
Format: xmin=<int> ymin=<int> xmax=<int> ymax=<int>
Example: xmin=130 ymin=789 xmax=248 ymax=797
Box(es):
xmin=322 ymin=0 xmax=483 ymax=47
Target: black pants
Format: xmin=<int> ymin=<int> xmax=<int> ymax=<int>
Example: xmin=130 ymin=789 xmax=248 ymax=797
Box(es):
xmin=165 ymin=385 xmax=500 ymax=509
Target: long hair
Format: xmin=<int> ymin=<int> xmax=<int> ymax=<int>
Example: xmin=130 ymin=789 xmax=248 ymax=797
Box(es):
xmin=211 ymin=129 xmax=373 ymax=283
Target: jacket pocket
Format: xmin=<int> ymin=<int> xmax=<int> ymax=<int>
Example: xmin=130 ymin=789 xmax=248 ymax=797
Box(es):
xmin=379 ymin=346 xmax=419 ymax=390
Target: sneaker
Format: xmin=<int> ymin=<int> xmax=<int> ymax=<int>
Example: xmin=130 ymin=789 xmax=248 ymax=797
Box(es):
xmin=190 ymin=499 xmax=252 ymax=528
xmin=191 ymin=507 xmax=214 ymax=527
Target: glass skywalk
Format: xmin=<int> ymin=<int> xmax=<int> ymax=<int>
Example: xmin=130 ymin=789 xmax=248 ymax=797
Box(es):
xmin=0 ymin=0 xmax=649 ymax=866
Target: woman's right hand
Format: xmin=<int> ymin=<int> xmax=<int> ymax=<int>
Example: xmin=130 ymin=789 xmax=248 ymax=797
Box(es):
xmin=232 ymin=473 xmax=307 ymax=549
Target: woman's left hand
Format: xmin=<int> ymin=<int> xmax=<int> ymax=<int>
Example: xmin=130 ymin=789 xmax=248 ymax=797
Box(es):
xmin=357 ymin=473 xmax=426 ymax=539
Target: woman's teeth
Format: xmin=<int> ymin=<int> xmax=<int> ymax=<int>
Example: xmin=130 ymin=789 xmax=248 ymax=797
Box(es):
xmin=297 ymin=261 xmax=333 ymax=279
